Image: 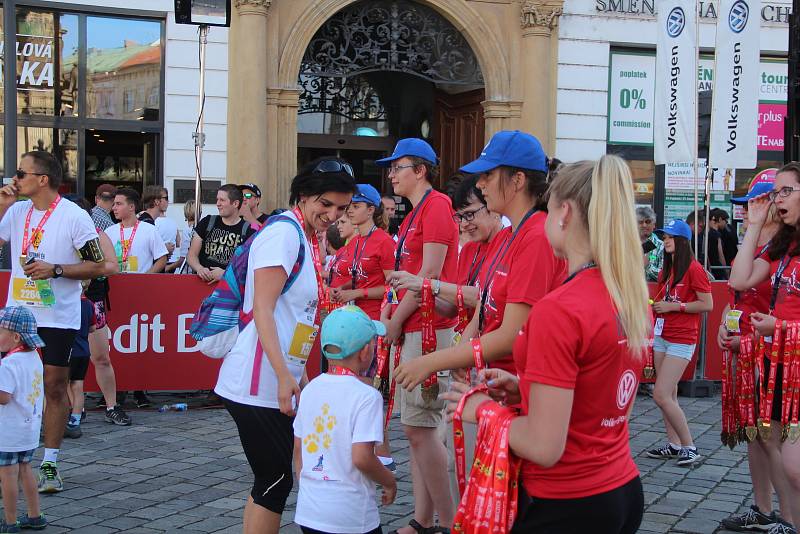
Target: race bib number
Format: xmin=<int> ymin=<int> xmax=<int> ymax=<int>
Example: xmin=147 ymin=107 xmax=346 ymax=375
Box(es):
xmin=12 ymin=277 xmax=55 ymax=308
xmin=120 ymin=257 xmax=138 ymax=273
xmin=725 ymin=309 xmax=743 ymax=334
xmin=654 ymin=317 xmax=664 ymax=336
xmin=287 ymin=322 xmax=318 ymax=365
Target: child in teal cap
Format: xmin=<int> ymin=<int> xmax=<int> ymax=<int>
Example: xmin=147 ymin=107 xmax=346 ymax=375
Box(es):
xmin=293 ymin=305 xmax=396 ymax=534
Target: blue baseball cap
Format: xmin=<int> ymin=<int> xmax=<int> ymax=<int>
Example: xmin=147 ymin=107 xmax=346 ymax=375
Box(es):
xmin=321 ymin=305 xmax=387 ymax=360
xmin=0 ymin=306 xmax=45 ymax=349
xmin=352 ymin=184 xmax=381 ymax=207
xmin=657 ymin=219 xmax=693 ymax=240
xmin=731 ymin=182 xmax=774 ymax=205
xmin=375 ymin=138 xmax=438 ymax=167
xmin=460 ymin=130 xmax=548 ymax=174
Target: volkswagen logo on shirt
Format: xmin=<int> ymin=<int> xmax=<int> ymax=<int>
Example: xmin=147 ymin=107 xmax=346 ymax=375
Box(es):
xmin=616 ymin=370 xmax=637 ymax=410
xmin=729 ymin=0 xmax=749 ymax=33
xmin=666 ymin=7 xmax=685 ymax=38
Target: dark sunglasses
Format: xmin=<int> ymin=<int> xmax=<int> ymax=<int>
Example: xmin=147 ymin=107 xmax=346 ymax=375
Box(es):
xmin=313 ymin=160 xmax=354 ymax=178
xmin=15 ymin=169 xmax=45 ymax=180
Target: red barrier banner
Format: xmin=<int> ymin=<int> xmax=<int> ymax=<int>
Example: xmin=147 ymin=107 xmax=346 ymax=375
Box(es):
xmin=0 ymin=272 xmax=322 ymax=391
xmin=0 ymin=271 xmax=722 ymax=390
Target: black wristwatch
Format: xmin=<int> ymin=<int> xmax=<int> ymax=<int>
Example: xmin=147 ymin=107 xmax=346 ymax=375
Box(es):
xmin=53 ymin=264 xmax=64 ymax=279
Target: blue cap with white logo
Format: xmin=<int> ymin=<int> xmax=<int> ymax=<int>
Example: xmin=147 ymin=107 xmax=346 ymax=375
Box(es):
xmin=657 ymin=219 xmax=693 ymax=240
xmin=376 ymin=138 xmax=438 ymax=167
xmin=321 ymin=305 xmax=387 ymax=360
xmin=731 ymin=182 xmax=774 ymax=205
xmin=460 ymin=130 xmax=548 ymax=174
xmin=352 ymin=184 xmax=382 ymax=207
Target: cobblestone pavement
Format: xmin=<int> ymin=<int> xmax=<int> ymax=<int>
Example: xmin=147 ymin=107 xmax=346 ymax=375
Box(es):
xmin=0 ymin=391 xmax=778 ymax=533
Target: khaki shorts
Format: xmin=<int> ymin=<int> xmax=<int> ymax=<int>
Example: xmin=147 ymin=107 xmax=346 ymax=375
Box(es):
xmin=396 ymin=327 xmax=454 ymax=428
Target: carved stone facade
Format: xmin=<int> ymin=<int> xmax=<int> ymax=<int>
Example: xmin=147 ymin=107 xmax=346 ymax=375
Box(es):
xmin=233 ymin=0 xmax=271 ymax=15
xmin=520 ymin=1 xmax=563 ymax=36
xmin=227 ymin=0 xmax=563 ymax=211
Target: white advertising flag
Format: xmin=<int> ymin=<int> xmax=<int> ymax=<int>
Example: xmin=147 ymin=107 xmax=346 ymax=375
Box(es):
xmin=709 ymin=0 xmax=761 ymax=169
xmin=654 ymin=0 xmax=697 ymax=164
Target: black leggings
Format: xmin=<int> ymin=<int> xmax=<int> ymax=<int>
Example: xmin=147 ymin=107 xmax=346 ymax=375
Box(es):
xmin=511 ymin=476 xmax=643 ymax=534
xmin=223 ymin=397 xmax=294 ymax=514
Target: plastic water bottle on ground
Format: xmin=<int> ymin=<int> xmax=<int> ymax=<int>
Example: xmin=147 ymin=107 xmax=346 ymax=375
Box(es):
xmin=158 ymin=403 xmax=188 ymax=413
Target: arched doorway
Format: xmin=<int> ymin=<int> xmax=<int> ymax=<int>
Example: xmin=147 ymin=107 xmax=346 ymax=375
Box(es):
xmin=295 ymin=0 xmax=486 ymax=193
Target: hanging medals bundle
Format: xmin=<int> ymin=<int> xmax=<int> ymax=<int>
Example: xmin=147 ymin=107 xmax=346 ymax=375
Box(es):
xmin=419 ymin=278 xmax=439 ymax=403
xmin=452 ymin=384 xmax=522 ymax=534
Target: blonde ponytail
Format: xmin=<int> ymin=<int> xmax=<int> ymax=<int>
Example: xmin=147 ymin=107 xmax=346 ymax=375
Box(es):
xmin=548 ymin=155 xmax=650 ymax=355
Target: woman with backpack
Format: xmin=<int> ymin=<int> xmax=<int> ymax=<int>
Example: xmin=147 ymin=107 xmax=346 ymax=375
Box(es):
xmin=213 ymin=157 xmax=356 ymax=534
xmin=646 ymin=219 xmax=713 ymax=467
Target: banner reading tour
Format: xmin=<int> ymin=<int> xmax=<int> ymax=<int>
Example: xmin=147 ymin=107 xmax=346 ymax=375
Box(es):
xmin=709 ymin=0 xmax=761 ymax=169
xmin=655 ymin=0 xmax=697 ymax=164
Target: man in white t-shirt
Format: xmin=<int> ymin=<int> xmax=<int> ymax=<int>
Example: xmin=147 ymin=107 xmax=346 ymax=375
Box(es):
xmin=105 ymin=188 xmax=168 ymax=274
xmin=293 ymin=306 xmax=396 ymax=534
xmin=0 ymin=150 xmax=108 ymax=493
xmin=142 ymin=185 xmax=181 ymax=272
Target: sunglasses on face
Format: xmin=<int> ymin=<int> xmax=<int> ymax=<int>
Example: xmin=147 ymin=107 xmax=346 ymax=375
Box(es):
xmin=15 ymin=169 xmax=45 ymax=180
xmin=313 ymin=160 xmax=355 ymax=178
xmin=243 ymin=192 xmax=254 ymax=199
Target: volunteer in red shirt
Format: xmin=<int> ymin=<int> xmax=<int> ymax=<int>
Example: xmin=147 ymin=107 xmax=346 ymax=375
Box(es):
xmin=720 ymin=181 xmax=793 ymax=532
xmin=331 ymin=184 xmax=395 ymax=317
xmin=646 ymin=219 xmax=713 ymax=467
xmin=377 ymin=138 xmax=458 ymax=534
xmin=446 ymin=156 xmax=651 ymax=532
xmin=388 ymin=175 xmax=506 ymax=324
xmin=326 ymin=215 xmax=356 ymax=292
xmin=393 ymin=130 xmax=565 ymax=387
xmin=331 ymin=182 xmax=398 ymax=471
xmin=729 ymin=162 xmax=800 ymax=534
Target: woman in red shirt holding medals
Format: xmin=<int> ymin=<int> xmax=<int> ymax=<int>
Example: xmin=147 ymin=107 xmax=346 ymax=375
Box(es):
xmin=645 ymin=219 xmax=713 ymax=466
xmin=393 ymin=130 xmax=565 ymax=385
xmin=719 ymin=182 xmax=794 ymax=532
xmin=388 ymin=175 xmax=506 ymax=332
xmin=445 ymin=156 xmax=650 ymax=532
xmin=378 ymin=139 xmax=459 ymax=534
xmin=729 ymin=162 xmax=800 ymax=534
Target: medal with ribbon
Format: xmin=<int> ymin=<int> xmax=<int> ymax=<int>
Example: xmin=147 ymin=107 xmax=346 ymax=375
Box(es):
xmin=419 ymin=278 xmax=439 ymax=403
xmin=20 ymin=195 xmax=61 ymax=264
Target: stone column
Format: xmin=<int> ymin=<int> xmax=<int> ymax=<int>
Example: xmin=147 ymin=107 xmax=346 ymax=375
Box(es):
xmin=482 ymin=100 xmax=523 ymax=138
xmin=519 ymin=1 xmax=563 ymax=154
xmin=266 ymin=88 xmax=301 ymax=211
xmin=226 ymin=0 xmax=270 ymax=196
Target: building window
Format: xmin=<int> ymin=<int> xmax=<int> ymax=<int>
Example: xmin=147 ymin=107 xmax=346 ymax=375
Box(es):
xmin=87 ymin=16 xmax=162 ymax=121
xmin=2 ymin=7 xmax=164 ymax=197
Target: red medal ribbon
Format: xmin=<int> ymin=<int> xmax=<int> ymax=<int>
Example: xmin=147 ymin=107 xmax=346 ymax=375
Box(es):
xmin=384 ymin=339 xmax=403 ymax=431
xmin=21 ymin=195 xmax=61 ymax=257
xmin=761 ymin=323 xmax=783 ymax=432
xmin=471 ymin=337 xmax=484 ymax=374
xmin=453 ymin=388 xmax=522 ymax=534
xmin=2 ymin=345 xmax=29 ymax=359
xmin=374 ymin=336 xmax=389 ymax=381
xmin=721 ymin=347 xmax=732 ymax=445
xmin=782 ymin=322 xmax=796 ymax=428
xmin=328 ymin=365 xmax=358 ymax=377
xmin=420 ymin=278 xmax=438 ymax=389
xmin=790 ymin=322 xmax=800 ymax=440
xmin=456 ymin=285 xmax=469 ymax=334
xmin=292 ymin=207 xmax=326 ymax=320
xmin=119 ymin=221 xmax=139 ymax=264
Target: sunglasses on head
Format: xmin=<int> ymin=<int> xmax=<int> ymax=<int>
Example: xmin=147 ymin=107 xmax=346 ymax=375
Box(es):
xmin=313 ymin=160 xmax=354 ymax=178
